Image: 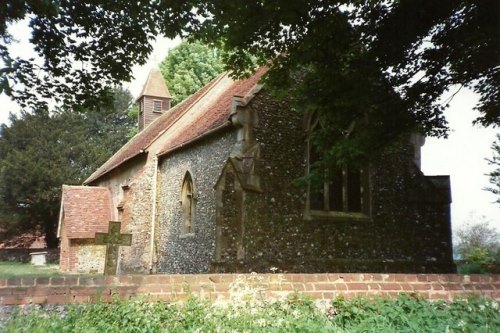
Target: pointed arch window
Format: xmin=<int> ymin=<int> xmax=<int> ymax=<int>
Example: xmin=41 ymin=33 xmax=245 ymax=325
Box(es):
xmin=181 ymin=172 xmax=195 ymax=234
xmin=306 ymin=112 xmax=370 ymax=220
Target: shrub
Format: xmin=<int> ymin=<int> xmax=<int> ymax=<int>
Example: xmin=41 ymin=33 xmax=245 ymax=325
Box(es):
xmin=3 ymin=295 xmax=499 ymax=333
xmin=454 ymin=217 xmax=500 ymax=274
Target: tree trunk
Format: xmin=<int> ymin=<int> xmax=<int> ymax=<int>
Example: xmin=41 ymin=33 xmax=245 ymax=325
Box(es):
xmin=43 ymin=210 xmax=59 ymax=248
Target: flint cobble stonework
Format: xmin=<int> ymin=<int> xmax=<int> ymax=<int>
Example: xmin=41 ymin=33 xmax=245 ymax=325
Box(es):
xmin=74 ymin=240 xmax=105 ymax=273
xmin=211 ymin=91 xmax=455 ymax=273
xmin=156 ymin=130 xmax=237 ymax=273
xmin=120 ymin=160 xmax=155 ymax=273
xmin=93 ymin=156 xmax=152 ymax=274
xmin=77 ymin=73 xmax=454 ymax=275
xmin=0 ymin=274 xmax=498 ymax=306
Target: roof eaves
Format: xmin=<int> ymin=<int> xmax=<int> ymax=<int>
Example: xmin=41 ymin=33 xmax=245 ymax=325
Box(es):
xmin=83 ymin=131 xmax=143 ymax=184
xmin=57 ymin=189 xmax=65 ymax=238
xmin=84 ymin=70 xmax=258 ymax=186
xmin=84 ymin=150 xmax=146 ymax=185
xmin=157 ymin=78 xmax=264 ymax=158
xmin=158 ymin=121 xmax=233 ymax=158
xmin=143 ymin=73 xmax=228 ymax=152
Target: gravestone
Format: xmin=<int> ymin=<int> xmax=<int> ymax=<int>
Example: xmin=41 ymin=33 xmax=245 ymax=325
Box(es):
xmin=95 ymin=221 xmax=132 ymax=275
xmin=30 ymin=251 xmax=47 ymax=266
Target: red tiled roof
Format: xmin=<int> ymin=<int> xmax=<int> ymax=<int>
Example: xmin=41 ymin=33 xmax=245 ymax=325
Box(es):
xmin=137 ymin=67 xmax=171 ymax=100
xmin=0 ymin=232 xmax=46 ymax=249
xmin=158 ymin=67 xmax=267 ymax=156
xmin=85 ymin=76 xmax=221 ymax=184
xmin=58 ymin=186 xmax=112 ymax=239
xmin=85 ymin=68 xmax=267 ymax=184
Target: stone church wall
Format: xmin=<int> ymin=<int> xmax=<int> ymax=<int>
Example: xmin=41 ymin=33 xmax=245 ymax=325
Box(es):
xmin=156 ymin=131 xmax=237 ymax=273
xmin=86 ymin=88 xmax=453 ymax=275
xmin=59 ymin=217 xmax=105 ymax=273
xmin=72 ymin=239 xmax=105 ymax=273
xmin=93 ymin=156 xmax=153 ymax=274
xmin=369 ymin=151 xmax=453 ymax=269
xmin=211 ymin=91 xmax=455 ymax=273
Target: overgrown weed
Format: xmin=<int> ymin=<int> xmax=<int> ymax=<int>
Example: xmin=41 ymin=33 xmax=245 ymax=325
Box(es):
xmin=3 ymin=294 xmax=498 ymax=332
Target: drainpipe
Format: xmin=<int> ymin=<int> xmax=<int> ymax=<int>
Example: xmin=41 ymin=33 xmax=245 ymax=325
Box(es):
xmin=149 ymin=156 xmax=158 ymax=273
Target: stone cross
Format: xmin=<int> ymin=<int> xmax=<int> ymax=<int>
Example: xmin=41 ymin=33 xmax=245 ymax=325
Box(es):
xmin=95 ymin=221 xmax=132 ymax=275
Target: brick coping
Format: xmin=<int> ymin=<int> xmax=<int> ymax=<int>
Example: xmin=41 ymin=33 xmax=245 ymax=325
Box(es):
xmin=1 ymin=273 xmax=498 ymax=305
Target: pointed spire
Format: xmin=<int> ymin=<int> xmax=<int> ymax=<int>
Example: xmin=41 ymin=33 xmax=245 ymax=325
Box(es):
xmin=136 ymin=67 xmax=172 ymax=132
xmin=137 ymin=67 xmax=171 ymax=100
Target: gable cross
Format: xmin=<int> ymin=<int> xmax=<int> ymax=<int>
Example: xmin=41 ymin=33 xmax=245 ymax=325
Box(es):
xmin=95 ymin=221 xmax=132 ymax=275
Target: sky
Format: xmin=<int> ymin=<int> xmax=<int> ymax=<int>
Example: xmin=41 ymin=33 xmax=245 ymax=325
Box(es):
xmin=0 ymin=21 xmax=499 ymax=234
xmin=421 ymin=90 xmax=499 ymax=231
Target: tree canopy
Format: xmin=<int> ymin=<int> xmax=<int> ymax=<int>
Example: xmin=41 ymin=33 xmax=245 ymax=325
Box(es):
xmin=0 ymin=88 xmax=134 ymax=247
xmin=160 ymin=40 xmax=224 ymax=106
xmin=0 ymin=0 xmax=163 ymax=110
xmin=1 ymin=1 xmax=498 ymax=166
xmin=454 ymin=216 xmax=499 ymax=273
xmin=194 ymin=0 xmax=500 ymax=167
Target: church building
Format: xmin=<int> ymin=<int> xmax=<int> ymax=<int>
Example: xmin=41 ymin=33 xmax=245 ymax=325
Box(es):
xmin=57 ymin=67 xmax=455 ymax=274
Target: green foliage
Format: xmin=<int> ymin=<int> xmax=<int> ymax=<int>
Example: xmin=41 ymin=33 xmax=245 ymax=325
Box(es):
xmin=1 ymin=1 xmax=498 ymax=170
xmin=193 ymin=0 xmax=499 ymax=169
xmin=160 ymin=40 xmax=224 ymax=105
xmin=454 ymin=217 xmax=500 ymax=274
xmin=485 ymin=134 xmax=500 ymax=205
xmin=458 ymin=262 xmax=490 ymax=275
xmin=464 ymin=247 xmax=495 ymax=266
xmin=330 ymin=295 xmax=499 ymax=333
xmin=0 ymin=1 xmax=165 ymax=110
xmin=0 ymin=88 xmax=134 ymax=247
xmin=3 ymin=295 xmax=499 ymax=332
xmin=126 ymin=105 xmax=139 ymax=138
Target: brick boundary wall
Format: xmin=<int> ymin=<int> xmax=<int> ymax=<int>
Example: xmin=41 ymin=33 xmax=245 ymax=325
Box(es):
xmin=0 ymin=274 xmax=498 ymax=305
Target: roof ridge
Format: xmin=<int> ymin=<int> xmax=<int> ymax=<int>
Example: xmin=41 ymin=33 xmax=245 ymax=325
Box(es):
xmin=143 ymin=72 xmax=228 ymax=151
xmin=84 ymin=68 xmax=267 ymax=185
xmin=63 ymin=184 xmax=106 ymax=189
xmin=84 ymin=73 xmax=228 ymax=185
xmin=157 ymin=78 xmax=265 ymax=157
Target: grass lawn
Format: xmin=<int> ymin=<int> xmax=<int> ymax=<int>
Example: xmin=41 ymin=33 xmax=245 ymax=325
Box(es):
xmin=0 ymin=261 xmax=60 ymax=278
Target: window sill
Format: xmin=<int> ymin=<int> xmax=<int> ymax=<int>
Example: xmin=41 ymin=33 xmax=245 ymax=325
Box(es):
xmin=305 ymin=210 xmax=370 ymax=222
xmin=179 ymin=233 xmax=195 ymax=239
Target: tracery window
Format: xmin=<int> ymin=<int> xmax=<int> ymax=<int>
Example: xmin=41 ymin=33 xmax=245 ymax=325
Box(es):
xmin=181 ymin=172 xmax=195 ymax=234
xmin=306 ymin=112 xmax=370 ymax=219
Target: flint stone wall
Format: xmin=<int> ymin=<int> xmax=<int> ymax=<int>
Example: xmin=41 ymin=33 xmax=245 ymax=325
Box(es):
xmin=211 ymin=91 xmax=455 ymax=273
xmin=93 ymin=156 xmax=152 ymax=274
xmin=156 ymin=130 xmax=237 ymax=273
xmin=73 ymin=240 xmax=105 ymax=274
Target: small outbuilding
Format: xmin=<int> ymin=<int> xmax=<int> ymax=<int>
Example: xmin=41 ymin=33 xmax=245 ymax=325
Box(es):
xmin=57 ymin=185 xmax=112 ymax=273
